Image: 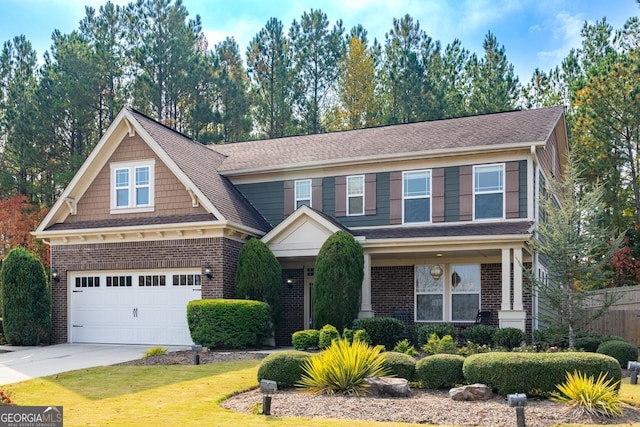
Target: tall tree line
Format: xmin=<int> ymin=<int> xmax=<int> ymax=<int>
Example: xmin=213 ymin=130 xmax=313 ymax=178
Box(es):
xmin=0 ymin=0 xmax=572 ymax=210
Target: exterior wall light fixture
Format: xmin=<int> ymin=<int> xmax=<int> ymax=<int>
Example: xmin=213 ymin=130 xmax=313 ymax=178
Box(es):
xmin=204 ymin=263 xmax=212 ymax=279
xmin=52 ymin=267 xmax=60 ymax=283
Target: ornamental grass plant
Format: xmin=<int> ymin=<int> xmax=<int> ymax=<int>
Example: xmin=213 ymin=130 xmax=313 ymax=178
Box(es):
xmin=297 ymin=338 xmax=390 ymax=395
xmin=551 ymin=370 xmax=623 ymax=417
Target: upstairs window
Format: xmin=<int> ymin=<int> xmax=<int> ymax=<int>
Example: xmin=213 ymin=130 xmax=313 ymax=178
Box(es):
xmin=347 ymin=175 xmax=364 ymax=216
xmin=474 ymin=164 xmax=504 ymax=220
xmin=403 ymin=170 xmax=431 ymax=223
xmin=110 ymin=160 xmax=155 ymax=213
xmin=295 ymin=179 xmax=311 ymax=208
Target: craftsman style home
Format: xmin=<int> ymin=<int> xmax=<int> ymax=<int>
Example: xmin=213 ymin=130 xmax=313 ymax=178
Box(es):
xmin=34 ymin=106 xmax=568 ymax=346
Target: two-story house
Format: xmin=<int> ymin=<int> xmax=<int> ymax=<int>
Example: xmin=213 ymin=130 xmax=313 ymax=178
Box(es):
xmin=34 ymin=106 xmax=567 ymax=346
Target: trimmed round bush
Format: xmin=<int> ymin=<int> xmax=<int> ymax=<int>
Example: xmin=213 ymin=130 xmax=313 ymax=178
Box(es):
xmin=257 ymin=350 xmax=312 ymax=388
xmin=494 ymin=327 xmax=525 ymax=350
xmin=417 ymin=324 xmax=456 ymax=346
xmin=463 ymin=352 xmax=622 ymax=397
xmin=352 ymin=317 xmax=404 ymax=350
xmin=319 ymin=324 xmax=340 ymax=349
xmin=416 ymin=354 xmax=465 ymax=389
xmin=574 ymin=336 xmax=604 ymax=353
xmin=382 ymin=352 xmax=417 ymax=382
xmin=463 ymin=325 xmax=497 ymax=346
xmin=597 ymin=340 xmax=638 ymax=368
xmin=353 ymin=329 xmax=371 ymax=345
xmin=187 ymin=299 xmax=270 ymax=348
xmin=292 ymin=329 xmax=320 ymax=350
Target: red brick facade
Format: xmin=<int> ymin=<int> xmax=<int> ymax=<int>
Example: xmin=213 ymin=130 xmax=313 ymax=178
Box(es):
xmin=50 ymin=237 xmax=241 ymax=343
xmin=276 ymin=268 xmax=305 ymax=346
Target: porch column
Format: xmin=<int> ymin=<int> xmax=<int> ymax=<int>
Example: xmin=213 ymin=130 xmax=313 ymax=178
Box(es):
xmin=359 ymin=253 xmax=374 ymax=318
xmin=501 ymin=248 xmax=511 ymax=311
xmin=513 ymin=247 xmax=524 ymax=311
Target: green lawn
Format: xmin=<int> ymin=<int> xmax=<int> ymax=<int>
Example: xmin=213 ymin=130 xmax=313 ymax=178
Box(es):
xmin=4 ymin=361 xmax=640 ymax=427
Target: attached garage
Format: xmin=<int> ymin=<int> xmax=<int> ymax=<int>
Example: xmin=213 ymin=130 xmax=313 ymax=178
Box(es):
xmin=69 ymin=269 xmax=201 ymax=345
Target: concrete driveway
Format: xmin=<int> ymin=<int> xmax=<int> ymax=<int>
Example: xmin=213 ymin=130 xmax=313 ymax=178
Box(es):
xmin=0 ymin=343 xmax=187 ymax=385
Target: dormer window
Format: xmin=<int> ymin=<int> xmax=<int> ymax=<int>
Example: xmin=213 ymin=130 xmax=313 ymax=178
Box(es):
xmin=110 ymin=160 xmax=155 ymax=213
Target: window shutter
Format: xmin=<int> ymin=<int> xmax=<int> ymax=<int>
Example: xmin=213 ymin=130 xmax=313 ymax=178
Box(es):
xmin=432 ymin=168 xmax=445 ymax=222
xmin=312 ymin=178 xmax=323 ymax=212
xmin=365 ymin=174 xmax=376 ymax=215
xmin=389 ymin=171 xmax=403 ymax=224
xmin=459 ymin=166 xmax=472 ymax=221
xmin=283 ymin=180 xmax=294 ymax=216
xmin=335 ymin=176 xmax=346 ymax=217
xmin=506 ymin=161 xmax=519 ymax=218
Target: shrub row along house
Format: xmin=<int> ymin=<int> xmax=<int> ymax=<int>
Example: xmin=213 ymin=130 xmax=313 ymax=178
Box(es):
xmin=34 ymin=106 xmax=568 ymax=346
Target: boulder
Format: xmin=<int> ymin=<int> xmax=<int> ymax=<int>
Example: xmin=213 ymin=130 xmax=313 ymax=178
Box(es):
xmin=449 ymin=384 xmax=493 ymax=401
xmin=364 ymin=377 xmax=411 ymax=397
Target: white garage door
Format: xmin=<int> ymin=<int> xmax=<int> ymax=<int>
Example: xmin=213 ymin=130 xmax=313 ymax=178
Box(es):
xmin=69 ymin=269 xmax=201 ymax=345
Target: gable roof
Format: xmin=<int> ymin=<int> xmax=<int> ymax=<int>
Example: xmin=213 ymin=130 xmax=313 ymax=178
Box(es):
xmin=213 ymin=106 xmax=565 ymax=174
xmin=36 ymin=108 xmax=270 ymax=234
xmin=129 ymin=110 xmax=270 ymax=231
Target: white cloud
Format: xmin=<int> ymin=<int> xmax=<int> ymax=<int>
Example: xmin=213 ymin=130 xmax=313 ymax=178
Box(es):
xmin=537 ymin=12 xmax=584 ymax=67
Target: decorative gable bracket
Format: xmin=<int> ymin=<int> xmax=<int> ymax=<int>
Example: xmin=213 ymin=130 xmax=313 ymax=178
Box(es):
xmin=64 ymin=198 xmax=77 ymax=215
xmin=186 ymin=188 xmax=200 ymax=208
xmin=124 ymin=118 xmax=136 ymax=137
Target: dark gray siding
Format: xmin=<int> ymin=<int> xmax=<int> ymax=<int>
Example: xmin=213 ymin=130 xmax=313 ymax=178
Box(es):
xmin=444 ymin=166 xmax=460 ymax=222
xmin=519 ymin=160 xmax=527 ymax=218
xmin=235 ymin=181 xmax=284 ymax=227
xmin=323 ymin=177 xmax=336 ymax=216
xmin=333 ymin=172 xmax=390 ymax=227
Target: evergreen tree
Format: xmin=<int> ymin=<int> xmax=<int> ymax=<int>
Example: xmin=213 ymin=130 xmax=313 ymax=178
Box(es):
xmin=289 ymin=9 xmax=344 ymax=134
xmin=235 ymin=238 xmax=282 ymax=326
xmin=313 ymin=231 xmax=364 ymax=331
xmin=247 ymin=17 xmax=296 ymax=138
xmin=0 ymin=247 xmax=51 ymax=345
xmin=528 ymin=159 xmax=623 ymax=348
xmin=467 ymin=31 xmax=519 ymax=114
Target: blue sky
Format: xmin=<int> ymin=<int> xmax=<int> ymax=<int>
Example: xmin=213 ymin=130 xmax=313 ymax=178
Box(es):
xmin=1 ymin=0 xmax=638 ymax=83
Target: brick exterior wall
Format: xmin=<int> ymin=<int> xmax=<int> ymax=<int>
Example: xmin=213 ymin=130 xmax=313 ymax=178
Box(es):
xmin=276 ymin=268 xmax=305 ymax=346
xmin=50 ymin=237 xmax=240 ymax=343
xmin=370 ymin=263 xmax=533 ymax=340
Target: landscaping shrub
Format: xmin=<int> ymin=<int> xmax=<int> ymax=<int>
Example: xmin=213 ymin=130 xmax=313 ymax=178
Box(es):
xmin=144 ymin=346 xmax=167 ymax=357
xmin=417 ymin=324 xmax=456 ymax=345
xmin=422 ymin=334 xmax=457 ymax=355
xmin=257 ymin=350 xmax=312 ymax=388
xmin=533 ymin=324 xmax=570 ymax=348
xmin=0 ymin=248 xmax=51 ymax=345
xmin=574 ymin=336 xmax=605 ymax=353
xmin=318 ymin=324 xmax=340 ymax=349
xmin=353 ymin=329 xmax=371 ymax=345
xmin=313 ymin=231 xmax=364 ymax=331
xmin=187 ymin=299 xmax=270 ymax=348
xmin=297 ymin=338 xmax=389 ymax=395
xmin=463 ymin=325 xmax=496 ymax=346
xmin=235 ymin=238 xmax=282 ymax=326
xmin=416 ymin=354 xmax=465 ymax=389
xmin=392 ymin=339 xmax=418 ymax=356
xmin=353 ymin=317 xmax=404 ymax=350
xmin=463 ymin=352 xmax=622 ymax=397
xmin=551 ymin=370 xmax=622 ymax=417
xmin=383 ymin=352 xmax=417 ymax=381
xmin=292 ymin=329 xmax=320 ymax=350
xmin=342 ymin=328 xmax=354 ymax=343
xmin=494 ymin=327 xmax=525 ymax=350
xmin=596 ymin=340 xmax=638 ymax=368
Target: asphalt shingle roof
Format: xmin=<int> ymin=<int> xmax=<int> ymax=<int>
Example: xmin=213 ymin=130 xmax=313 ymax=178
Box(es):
xmin=47 ymin=213 xmax=216 ymax=231
xmin=351 ymin=221 xmax=533 ymax=240
xmin=212 ymin=106 xmax=564 ymax=172
xmin=129 ymin=109 xmax=271 ymax=232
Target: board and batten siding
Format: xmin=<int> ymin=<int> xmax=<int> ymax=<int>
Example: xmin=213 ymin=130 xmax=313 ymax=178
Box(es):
xmin=235 ymin=181 xmax=284 ymax=227
xmin=444 ymin=166 xmax=460 ymax=222
xmin=324 ymin=173 xmax=390 ymax=227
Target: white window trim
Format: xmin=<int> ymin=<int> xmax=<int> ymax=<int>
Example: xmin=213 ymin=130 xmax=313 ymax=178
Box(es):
xmin=402 ymin=169 xmax=432 ymax=224
xmin=346 ymin=175 xmax=365 ymax=216
xmin=414 ymin=264 xmax=481 ymax=323
xmin=110 ymin=160 xmax=155 ymax=214
xmin=472 ymin=163 xmax=505 ymax=221
xmin=294 ymin=179 xmax=312 ymax=210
